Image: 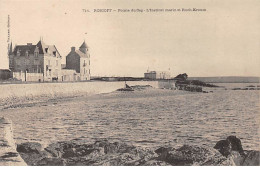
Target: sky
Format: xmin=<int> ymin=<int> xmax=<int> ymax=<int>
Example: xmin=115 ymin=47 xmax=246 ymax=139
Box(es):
xmin=0 ymin=0 xmax=259 ymax=77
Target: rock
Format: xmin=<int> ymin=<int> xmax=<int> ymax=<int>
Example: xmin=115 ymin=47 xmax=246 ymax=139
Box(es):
xmin=214 ymin=136 xmax=244 ymax=157
xmin=16 ymin=137 xmax=258 ymax=166
xmin=155 ymin=147 xmax=174 ymax=160
xmin=93 ymin=140 xmax=136 ymax=154
xmin=214 ymin=140 xmax=231 ymax=157
xmin=213 ymin=136 xmax=260 ymax=166
xmin=228 ymin=151 xmax=244 ymax=165
xmin=37 ymin=157 xmax=65 ymax=166
xmin=18 ymin=151 xmax=48 ymax=166
xmin=143 ymin=160 xmax=171 ymax=166
xmin=242 ymin=150 xmax=260 ymax=166
xmin=44 ymin=141 xmax=77 ymax=158
xmin=164 ymin=145 xmax=230 ymax=166
xmin=16 ymin=142 xmax=48 ymax=165
xmin=226 ymin=136 xmax=244 ymax=155
xmin=17 ymin=142 xmax=42 ymax=154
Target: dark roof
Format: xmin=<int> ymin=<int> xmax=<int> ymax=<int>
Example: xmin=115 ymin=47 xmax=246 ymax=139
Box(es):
xmin=13 ymin=45 xmax=37 ymax=55
xmin=79 ymin=41 xmax=88 ymax=48
xmin=13 ymin=40 xmax=61 ymax=58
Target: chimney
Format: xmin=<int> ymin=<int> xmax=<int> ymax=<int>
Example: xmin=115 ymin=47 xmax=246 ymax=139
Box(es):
xmin=71 ymin=47 xmax=75 ymax=52
xmin=27 ymin=43 xmax=32 ymax=46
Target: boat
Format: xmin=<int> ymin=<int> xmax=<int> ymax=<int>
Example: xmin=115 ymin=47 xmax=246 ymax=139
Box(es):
xmin=116 ymin=82 xmax=134 ymax=91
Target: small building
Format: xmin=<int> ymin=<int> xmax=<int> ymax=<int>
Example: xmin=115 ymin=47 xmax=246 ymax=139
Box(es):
xmin=60 ymin=69 xmax=79 ymax=82
xmin=144 ymin=71 xmax=171 ymax=80
xmin=65 ymin=41 xmax=90 ymax=81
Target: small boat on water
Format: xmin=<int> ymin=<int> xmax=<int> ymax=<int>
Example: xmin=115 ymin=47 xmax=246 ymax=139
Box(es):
xmin=116 ymin=82 xmax=134 ymax=91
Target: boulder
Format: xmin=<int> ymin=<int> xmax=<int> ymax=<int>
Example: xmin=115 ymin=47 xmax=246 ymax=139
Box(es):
xmin=17 ymin=142 xmax=42 ymax=154
xmin=37 ymin=157 xmax=65 ymax=166
xmin=17 ymin=151 xmax=48 ymax=166
xmin=155 ymin=146 xmax=174 ymax=160
xmin=93 ymin=140 xmax=136 ymax=154
xmin=242 ymin=150 xmax=260 ymax=166
xmin=214 ymin=140 xmax=231 ymax=157
xmin=164 ymin=145 xmax=231 ymax=166
xmin=228 ymin=151 xmax=244 ymax=165
xmin=226 ymin=136 xmax=244 ymax=155
xmin=214 ymin=136 xmax=244 ymax=157
xmin=44 ymin=141 xmax=77 ymax=158
xmin=16 ymin=142 xmax=48 ymax=165
xmin=143 ymin=160 xmax=171 ymax=166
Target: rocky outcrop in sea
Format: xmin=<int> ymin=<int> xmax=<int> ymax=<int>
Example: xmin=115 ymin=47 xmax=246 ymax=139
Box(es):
xmin=16 ymin=136 xmax=259 ymax=166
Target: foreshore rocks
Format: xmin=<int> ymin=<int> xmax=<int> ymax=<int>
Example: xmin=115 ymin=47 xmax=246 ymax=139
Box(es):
xmin=16 ymin=136 xmax=259 ymax=166
xmin=214 ymin=136 xmax=259 ymax=166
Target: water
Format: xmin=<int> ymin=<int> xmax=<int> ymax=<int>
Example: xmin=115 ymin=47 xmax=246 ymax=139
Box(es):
xmin=0 ymin=83 xmax=259 ymax=150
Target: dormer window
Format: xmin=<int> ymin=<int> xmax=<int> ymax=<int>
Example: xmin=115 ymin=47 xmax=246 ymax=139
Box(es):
xmin=53 ymin=51 xmax=56 ymax=56
xmin=35 ymin=51 xmax=39 ymax=58
xmin=17 ymin=49 xmax=20 ymax=56
xmin=34 ymin=47 xmax=39 ymax=58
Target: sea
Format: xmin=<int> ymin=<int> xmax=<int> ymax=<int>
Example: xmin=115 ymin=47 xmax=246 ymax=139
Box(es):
xmin=1 ymin=83 xmax=259 ymax=150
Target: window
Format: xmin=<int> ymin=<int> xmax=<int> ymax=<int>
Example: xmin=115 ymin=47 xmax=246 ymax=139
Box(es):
xmin=26 ymin=51 xmax=29 ymax=57
xmin=17 ymin=50 xmax=20 ymax=56
xmin=84 ymin=68 xmax=86 ymax=74
xmin=35 ymin=51 xmax=39 ymax=58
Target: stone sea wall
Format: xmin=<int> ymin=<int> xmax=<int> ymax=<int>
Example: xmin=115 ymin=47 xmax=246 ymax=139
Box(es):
xmin=0 ymin=81 xmax=159 ymax=100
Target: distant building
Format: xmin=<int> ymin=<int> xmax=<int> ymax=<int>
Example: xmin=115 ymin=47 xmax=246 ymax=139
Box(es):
xmin=144 ymin=71 xmax=171 ymax=80
xmin=9 ymin=40 xmax=62 ymax=82
xmin=65 ymin=41 xmax=90 ymax=81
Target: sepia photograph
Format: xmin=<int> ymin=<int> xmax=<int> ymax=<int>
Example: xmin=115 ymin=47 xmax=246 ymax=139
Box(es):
xmin=0 ymin=0 xmax=259 ymax=166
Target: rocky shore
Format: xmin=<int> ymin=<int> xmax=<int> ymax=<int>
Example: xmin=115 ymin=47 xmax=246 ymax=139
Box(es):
xmin=16 ymin=136 xmax=259 ymax=166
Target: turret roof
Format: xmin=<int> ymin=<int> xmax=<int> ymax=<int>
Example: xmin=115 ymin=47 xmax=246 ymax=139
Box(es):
xmin=79 ymin=41 xmax=88 ymax=48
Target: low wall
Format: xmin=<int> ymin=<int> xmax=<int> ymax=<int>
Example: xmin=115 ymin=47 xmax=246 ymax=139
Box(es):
xmin=0 ymin=81 xmax=159 ymax=100
xmin=0 ymin=117 xmax=27 ymax=166
xmin=158 ymin=80 xmax=176 ymax=89
xmin=13 ymin=72 xmax=43 ymax=82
